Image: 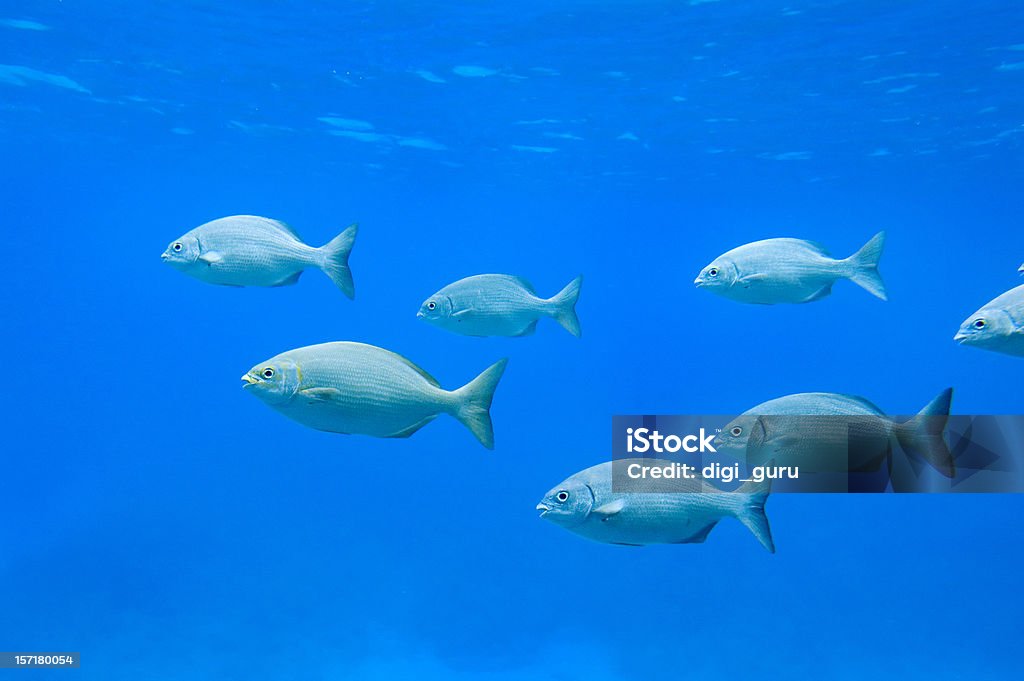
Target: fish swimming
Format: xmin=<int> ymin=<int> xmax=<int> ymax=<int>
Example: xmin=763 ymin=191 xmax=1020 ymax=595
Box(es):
xmin=161 ymin=215 xmax=358 ymax=298
xmin=955 ymin=284 xmax=1024 ymax=357
xmin=418 ymin=274 xmax=583 ymax=337
xmin=715 ymin=389 xmax=956 ymax=478
xmin=241 ymin=341 xmax=508 ymax=449
xmin=537 ymin=460 xmax=774 ymax=552
xmin=694 ymin=232 xmax=887 ymax=304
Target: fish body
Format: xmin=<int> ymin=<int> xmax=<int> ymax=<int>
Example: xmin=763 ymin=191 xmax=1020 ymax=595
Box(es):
xmin=161 ymin=215 xmax=358 ymax=297
xmin=694 ymin=232 xmax=887 ymax=304
xmin=955 ymin=284 xmax=1024 ymax=357
xmin=242 ymin=342 xmax=507 ymax=449
xmin=418 ymin=274 xmax=582 ymax=337
xmin=716 ymin=389 xmax=955 ymax=478
xmin=537 ymin=460 xmax=774 ymax=552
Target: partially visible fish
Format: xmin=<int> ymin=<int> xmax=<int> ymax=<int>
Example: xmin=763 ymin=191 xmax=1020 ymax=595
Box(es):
xmin=161 ymin=215 xmax=358 ymax=298
xmin=1018 ymin=263 xmax=1023 ymax=275
xmin=715 ymin=389 xmax=955 ymax=478
xmin=241 ymin=341 xmax=508 ymax=449
xmin=955 ymin=284 xmax=1024 ymax=357
xmin=537 ymin=460 xmax=774 ymax=552
xmin=418 ymin=274 xmax=582 ymax=337
xmin=694 ymin=232 xmax=887 ymax=304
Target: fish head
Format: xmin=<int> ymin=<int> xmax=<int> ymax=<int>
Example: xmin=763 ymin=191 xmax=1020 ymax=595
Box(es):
xmin=694 ymin=258 xmax=736 ymax=291
xmin=536 ymin=475 xmax=594 ymax=528
xmin=416 ymin=294 xmax=453 ymax=322
xmin=241 ymin=357 xmax=301 ymax=405
xmin=714 ymin=414 xmax=759 ymax=454
xmin=161 ymin=234 xmax=200 ymax=268
xmin=954 ymin=308 xmax=1014 ymax=347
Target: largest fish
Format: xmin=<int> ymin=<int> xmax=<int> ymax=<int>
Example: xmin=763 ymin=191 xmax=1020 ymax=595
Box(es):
xmin=537 ymin=460 xmax=774 ymax=552
xmin=161 ymin=215 xmax=358 ymax=298
xmin=955 ymin=284 xmax=1024 ymax=357
xmin=694 ymin=232 xmax=887 ymax=304
xmin=242 ymin=342 xmax=508 ymax=449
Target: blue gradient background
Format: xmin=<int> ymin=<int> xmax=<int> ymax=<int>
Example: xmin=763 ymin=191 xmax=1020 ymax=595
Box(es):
xmin=2 ymin=1 xmax=1022 ymax=679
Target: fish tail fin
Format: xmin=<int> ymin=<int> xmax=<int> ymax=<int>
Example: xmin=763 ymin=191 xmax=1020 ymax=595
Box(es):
xmin=735 ymin=477 xmax=775 ymax=553
xmin=545 ymin=275 xmax=583 ymax=337
xmin=451 ymin=358 xmax=509 ymax=449
xmin=318 ymin=223 xmax=358 ymax=299
xmin=894 ymin=388 xmax=955 ymax=478
xmin=844 ymin=231 xmax=887 ymax=301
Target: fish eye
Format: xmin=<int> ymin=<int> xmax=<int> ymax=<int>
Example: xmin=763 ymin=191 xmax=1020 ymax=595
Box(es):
xmin=556 ymin=491 xmax=569 ymax=503
xmin=172 ymin=242 xmax=183 ymax=252
xmin=731 ymin=426 xmax=742 ymax=437
xmin=974 ymin=319 xmax=987 ymax=329
xmin=708 ymin=268 xmax=718 ymax=277
xmin=427 ymin=301 xmax=436 ymax=311
xmin=262 ymin=367 xmax=275 ymax=379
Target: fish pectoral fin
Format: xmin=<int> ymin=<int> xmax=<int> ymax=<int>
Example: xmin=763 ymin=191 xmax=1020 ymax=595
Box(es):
xmin=198 ymin=251 xmax=225 ymax=265
xmin=593 ymin=498 xmax=626 ymax=521
xmin=386 ymin=416 xmax=436 ymax=439
xmin=451 ymin=309 xmax=474 ymax=319
xmin=735 ymin=273 xmax=769 ymax=288
xmin=299 ymin=387 xmax=345 ymax=404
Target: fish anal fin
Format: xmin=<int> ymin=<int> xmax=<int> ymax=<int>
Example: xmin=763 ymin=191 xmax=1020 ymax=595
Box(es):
xmin=513 ymin=320 xmax=539 ymax=337
xmin=674 ymin=522 xmax=718 ymax=544
xmin=802 ymin=284 xmax=833 ymax=303
xmin=386 ymin=416 xmax=437 ymax=439
xmin=271 ymin=271 xmax=303 ymax=287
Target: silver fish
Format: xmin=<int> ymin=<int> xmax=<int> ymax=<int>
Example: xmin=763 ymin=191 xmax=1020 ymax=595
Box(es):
xmin=418 ymin=274 xmax=582 ymax=337
xmin=537 ymin=460 xmax=774 ymax=552
xmin=241 ymin=341 xmax=508 ymax=449
xmin=715 ymin=390 xmax=955 ymax=478
xmin=955 ymin=284 xmax=1024 ymax=357
xmin=161 ymin=215 xmax=358 ymax=298
xmin=694 ymin=232 xmax=887 ymax=304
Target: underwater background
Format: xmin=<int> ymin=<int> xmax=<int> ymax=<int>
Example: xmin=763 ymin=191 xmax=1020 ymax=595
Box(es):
xmin=2 ymin=1 xmax=1023 ymax=679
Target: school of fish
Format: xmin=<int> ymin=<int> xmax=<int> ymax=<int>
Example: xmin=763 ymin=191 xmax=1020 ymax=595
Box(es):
xmin=163 ymin=216 xmax=1017 ymax=555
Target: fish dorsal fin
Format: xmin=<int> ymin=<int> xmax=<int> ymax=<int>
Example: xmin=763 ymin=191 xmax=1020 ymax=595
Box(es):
xmin=506 ymin=275 xmax=536 ymax=294
xmin=379 ymin=347 xmax=441 ymax=387
xmin=338 ymin=342 xmax=441 ymax=388
xmin=790 ymin=238 xmax=831 ymax=256
xmin=269 ymin=219 xmax=302 ymax=241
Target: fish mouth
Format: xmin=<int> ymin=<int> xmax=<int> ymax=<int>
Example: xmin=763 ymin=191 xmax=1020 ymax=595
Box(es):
xmin=953 ymin=332 xmax=969 ymax=344
xmin=416 ymin=311 xmax=425 ymax=319
xmin=693 ymin=278 xmax=705 ymax=287
xmin=535 ymin=502 xmax=551 ymax=517
xmin=160 ymin=252 xmax=170 ymax=261
xmin=241 ymin=373 xmax=259 ymax=387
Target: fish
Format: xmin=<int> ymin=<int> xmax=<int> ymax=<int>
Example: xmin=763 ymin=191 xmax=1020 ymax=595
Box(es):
xmin=161 ymin=215 xmax=358 ymax=298
xmin=955 ymin=284 xmax=1024 ymax=357
xmin=715 ymin=389 xmax=956 ymax=478
xmin=1018 ymin=263 xmax=1023 ymax=274
xmin=694 ymin=232 xmax=887 ymax=304
xmin=241 ymin=341 xmax=508 ymax=449
xmin=537 ymin=460 xmax=774 ymax=552
xmin=417 ymin=274 xmax=582 ymax=337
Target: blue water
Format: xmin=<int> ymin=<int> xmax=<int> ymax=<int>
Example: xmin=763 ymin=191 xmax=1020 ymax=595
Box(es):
xmin=2 ymin=1 xmax=1023 ymax=679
